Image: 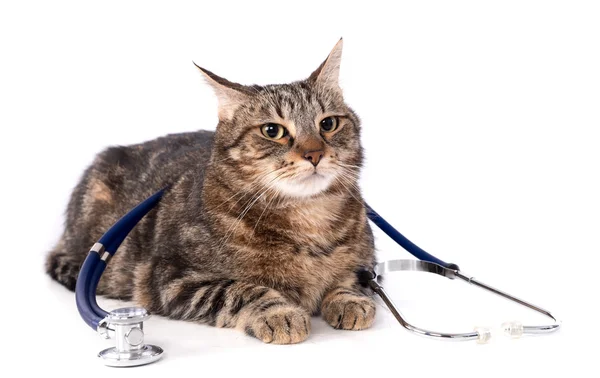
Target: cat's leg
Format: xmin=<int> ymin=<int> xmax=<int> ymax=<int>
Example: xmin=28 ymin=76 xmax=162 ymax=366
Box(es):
xmin=320 ymin=278 xmax=376 ymax=331
xmin=134 ymin=266 xmax=310 ymax=344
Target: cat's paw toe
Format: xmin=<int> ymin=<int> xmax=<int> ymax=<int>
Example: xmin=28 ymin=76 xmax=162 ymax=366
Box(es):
xmin=246 ymin=306 xmax=311 ymax=344
xmin=323 ymin=296 xmax=376 ymax=331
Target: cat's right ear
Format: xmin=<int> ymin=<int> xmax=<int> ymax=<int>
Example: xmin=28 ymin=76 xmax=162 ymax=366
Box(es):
xmin=307 ymin=38 xmax=344 ymax=93
xmin=193 ymin=62 xmax=250 ymax=121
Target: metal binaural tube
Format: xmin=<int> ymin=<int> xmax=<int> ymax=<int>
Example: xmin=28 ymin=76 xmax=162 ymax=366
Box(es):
xmin=372 ymin=259 xmax=561 ymax=341
xmin=454 ymin=272 xmax=561 ymax=335
xmin=369 ymin=279 xmax=479 ymax=341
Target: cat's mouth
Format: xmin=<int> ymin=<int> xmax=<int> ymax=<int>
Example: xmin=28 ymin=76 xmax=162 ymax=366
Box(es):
xmin=274 ymin=168 xmax=335 ymax=198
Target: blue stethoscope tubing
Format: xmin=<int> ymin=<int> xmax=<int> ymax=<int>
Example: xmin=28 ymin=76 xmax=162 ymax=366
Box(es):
xmin=365 ymin=206 xmax=459 ymax=270
xmin=75 ymin=188 xmax=168 ymax=330
xmin=75 ymin=187 xmax=454 ymax=330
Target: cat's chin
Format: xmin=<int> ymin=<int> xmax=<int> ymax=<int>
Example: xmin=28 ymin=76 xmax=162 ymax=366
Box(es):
xmin=275 ymin=172 xmax=335 ymax=198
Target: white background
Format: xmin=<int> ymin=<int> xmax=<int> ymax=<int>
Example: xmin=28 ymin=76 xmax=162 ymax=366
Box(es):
xmin=1 ymin=1 xmax=598 ymax=376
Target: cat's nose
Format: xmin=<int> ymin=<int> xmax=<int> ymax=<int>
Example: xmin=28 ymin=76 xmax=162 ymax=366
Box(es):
xmin=303 ymin=150 xmax=324 ymax=167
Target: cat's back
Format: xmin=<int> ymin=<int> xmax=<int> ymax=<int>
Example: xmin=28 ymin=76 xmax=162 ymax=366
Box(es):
xmin=99 ymin=129 xmax=214 ymax=182
xmin=81 ymin=129 xmax=215 ymax=213
xmin=128 ymin=129 xmax=214 ymax=166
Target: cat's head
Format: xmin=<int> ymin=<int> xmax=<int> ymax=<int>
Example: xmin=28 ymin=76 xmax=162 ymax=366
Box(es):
xmin=198 ymin=39 xmax=362 ymax=199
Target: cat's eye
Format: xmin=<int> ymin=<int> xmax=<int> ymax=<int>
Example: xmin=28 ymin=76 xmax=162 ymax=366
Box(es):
xmin=261 ymin=123 xmax=287 ymax=140
xmin=320 ymin=116 xmax=338 ymax=133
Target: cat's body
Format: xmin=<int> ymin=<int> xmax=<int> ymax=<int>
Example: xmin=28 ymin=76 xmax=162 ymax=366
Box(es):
xmin=46 ymin=40 xmax=377 ymax=344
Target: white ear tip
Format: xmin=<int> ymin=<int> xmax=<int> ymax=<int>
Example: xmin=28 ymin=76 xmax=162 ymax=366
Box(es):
xmin=501 ymin=321 xmax=524 ymax=338
xmin=474 ymin=326 xmax=492 ymax=344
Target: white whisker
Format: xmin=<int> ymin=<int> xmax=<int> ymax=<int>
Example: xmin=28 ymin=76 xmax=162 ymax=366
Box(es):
xmin=334 ymin=172 xmax=363 ymax=205
xmin=211 ymin=168 xmax=280 ymax=211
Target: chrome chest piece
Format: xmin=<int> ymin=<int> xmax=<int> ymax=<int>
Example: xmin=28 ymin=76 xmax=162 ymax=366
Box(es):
xmin=97 ymin=307 xmax=164 ymax=367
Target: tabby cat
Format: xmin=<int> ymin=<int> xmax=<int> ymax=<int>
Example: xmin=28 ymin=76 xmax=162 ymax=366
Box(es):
xmin=45 ymin=39 xmax=377 ymax=344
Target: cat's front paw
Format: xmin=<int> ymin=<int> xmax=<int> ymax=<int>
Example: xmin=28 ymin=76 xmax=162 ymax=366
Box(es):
xmin=246 ymin=305 xmax=311 ymax=344
xmin=322 ymin=294 xmax=376 ymax=331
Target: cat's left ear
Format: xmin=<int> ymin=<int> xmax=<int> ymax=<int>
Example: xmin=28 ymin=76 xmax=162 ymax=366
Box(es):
xmin=194 ymin=63 xmax=251 ymax=121
xmin=308 ymin=38 xmax=344 ymax=93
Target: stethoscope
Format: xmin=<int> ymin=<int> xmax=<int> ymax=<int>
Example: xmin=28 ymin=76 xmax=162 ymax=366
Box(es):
xmin=75 ymin=187 xmax=561 ymax=367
